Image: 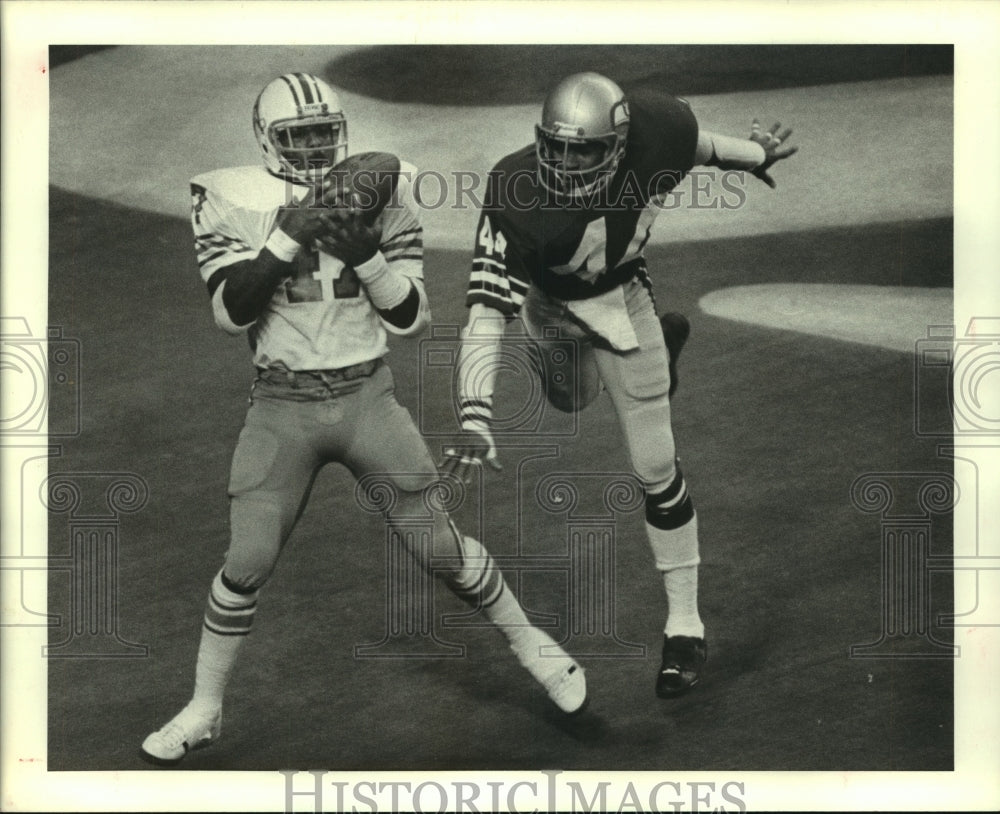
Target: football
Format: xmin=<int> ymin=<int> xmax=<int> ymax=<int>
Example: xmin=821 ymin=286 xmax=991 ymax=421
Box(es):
xmin=320 ymin=151 xmax=402 ymax=224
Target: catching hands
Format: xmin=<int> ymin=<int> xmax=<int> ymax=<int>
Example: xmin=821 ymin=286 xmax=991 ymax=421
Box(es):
xmin=314 ymin=205 xmax=382 ymax=267
xmin=438 ymin=427 xmax=502 ymax=485
xmin=748 ymin=119 xmax=798 ymax=188
xmin=274 ymin=185 xmax=330 ymax=244
xmin=273 ymin=183 xmax=382 ymax=266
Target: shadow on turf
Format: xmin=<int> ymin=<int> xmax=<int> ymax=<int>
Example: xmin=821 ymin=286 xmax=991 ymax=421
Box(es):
xmin=325 ymin=44 xmax=953 ymax=105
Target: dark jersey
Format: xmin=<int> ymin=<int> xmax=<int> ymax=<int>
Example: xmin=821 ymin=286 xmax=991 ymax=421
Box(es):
xmin=467 ymin=89 xmax=699 ymax=315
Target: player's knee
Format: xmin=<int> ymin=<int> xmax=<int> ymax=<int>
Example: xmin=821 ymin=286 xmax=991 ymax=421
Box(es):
xmin=226 ymin=497 xmax=284 ymax=590
xmin=545 ymin=385 xmax=579 ymax=413
xmin=384 ymin=481 xmax=441 ymax=522
xmin=360 ymin=473 xmax=441 ymax=521
xmin=543 ymin=371 xmax=602 ymax=413
xmin=387 ymin=509 xmax=461 ymax=578
xmin=222 ymin=546 xmax=279 ymax=591
xmin=218 ymin=566 xmax=266 ymax=594
xmin=629 ymin=427 xmax=678 ymax=490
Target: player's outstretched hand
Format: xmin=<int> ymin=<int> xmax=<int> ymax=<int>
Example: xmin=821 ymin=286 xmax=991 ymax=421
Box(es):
xmin=438 ymin=429 xmax=502 ymax=485
xmin=316 ymin=206 xmax=382 ymax=266
xmin=748 ymin=119 xmax=798 ymax=188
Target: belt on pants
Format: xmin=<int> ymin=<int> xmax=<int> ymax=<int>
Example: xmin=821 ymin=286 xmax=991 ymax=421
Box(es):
xmin=255 ymin=358 xmax=381 ymax=388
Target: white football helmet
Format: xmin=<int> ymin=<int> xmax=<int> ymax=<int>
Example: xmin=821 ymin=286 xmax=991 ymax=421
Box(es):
xmin=253 ymin=73 xmax=348 ymax=183
xmin=535 ymin=72 xmax=630 ymax=199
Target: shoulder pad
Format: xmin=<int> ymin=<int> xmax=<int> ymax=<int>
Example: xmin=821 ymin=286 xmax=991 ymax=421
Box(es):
xmin=190 ymin=166 xmax=292 ymax=212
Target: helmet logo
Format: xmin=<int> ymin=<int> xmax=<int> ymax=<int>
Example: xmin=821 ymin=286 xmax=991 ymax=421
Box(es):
xmin=551 ymin=121 xmax=587 ymax=137
xmin=298 ymin=101 xmax=329 ymax=116
xmin=611 ymin=99 xmax=630 ymax=128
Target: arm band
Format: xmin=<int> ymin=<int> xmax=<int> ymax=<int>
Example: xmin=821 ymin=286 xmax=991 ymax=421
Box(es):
xmin=264 ymin=228 xmax=302 ymax=263
xmin=353 ymin=252 xmax=412 ymax=311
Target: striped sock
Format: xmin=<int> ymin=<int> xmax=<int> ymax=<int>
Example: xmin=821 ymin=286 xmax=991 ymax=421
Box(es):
xmin=445 ymin=532 xmax=506 ymax=612
xmin=450 ymin=534 xmax=550 ymax=654
xmin=190 ymin=570 xmax=258 ymax=712
xmin=645 ymin=462 xmax=703 ymax=640
xmin=645 ymin=462 xmax=695 ymax=532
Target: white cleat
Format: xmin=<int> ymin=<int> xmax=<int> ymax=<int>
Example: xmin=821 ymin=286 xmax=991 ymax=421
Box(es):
xmin=512 ymin=627 xmax=588 ymax=715
xmin=140 ymin=703 xmax=222 ymax=766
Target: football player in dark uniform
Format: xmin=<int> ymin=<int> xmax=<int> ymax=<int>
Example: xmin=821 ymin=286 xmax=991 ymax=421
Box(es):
xmin=441 ymin=72 xmax=796 ymax=699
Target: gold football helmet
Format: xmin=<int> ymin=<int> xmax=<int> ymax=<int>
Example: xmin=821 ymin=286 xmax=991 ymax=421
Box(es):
xmin=535 ymin=72 xmax=630 ymax=199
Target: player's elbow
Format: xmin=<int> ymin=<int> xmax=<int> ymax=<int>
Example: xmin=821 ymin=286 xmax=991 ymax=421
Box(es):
xmin=381 ymin=285 xmax=431 ymax=337
xmin=378 ymin=279 xmax=431 ymax=336
xmin=215 ymin=315 xmax=250 ymax=335
xmin=211 ymin=285 xmax=252 ymax=335
xmin=383 ymin=309 xmax=429 ymax=337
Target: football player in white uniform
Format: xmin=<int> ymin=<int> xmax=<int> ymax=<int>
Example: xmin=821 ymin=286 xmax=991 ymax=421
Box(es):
xmin=140 ymin=73 xmax=586 ymax=767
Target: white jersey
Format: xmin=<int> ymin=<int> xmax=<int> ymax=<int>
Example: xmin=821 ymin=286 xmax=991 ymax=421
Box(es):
xmin=190 ymin=162 xmax=424 ymax=370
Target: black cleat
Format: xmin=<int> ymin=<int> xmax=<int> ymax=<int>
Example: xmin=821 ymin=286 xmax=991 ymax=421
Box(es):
xmin=659 ymin=312 xmax=690 ymax=399
xmin=656 ymin=634 xmax=706 ymax=698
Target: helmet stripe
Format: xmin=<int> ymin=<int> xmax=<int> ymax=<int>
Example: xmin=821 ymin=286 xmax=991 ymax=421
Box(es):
xmin=279 ymin=74 xmax=303 ymax=108
xmin=305 ymin=73 xmax=323 ymax=104
xmin=293 ymin=72 xmax=316 ymax=105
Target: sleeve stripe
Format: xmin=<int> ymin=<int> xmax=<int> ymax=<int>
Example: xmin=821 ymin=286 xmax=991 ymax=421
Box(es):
xmin=198 ymin=249 xmax=230 ymax=267
xmin=383 ymin=235 xmax=423 ymax=251
xmin=196 ymin=233 xmax=252 ymax=252
xmin=467 ymin=279 xmax=509 ymax=297
xmin=384 ymin=226 xmax=422 ymax=242
xmin=198 ymin=247 xmax=255 ymax=269
xmin=468 ymin=279 xmax=524 ymax=305
xmin=469 ymin=270 xmax=513 ymax=290
xmin=384 ymin=251 xmax=423 ymax=262
xmin=195 ymin=229 xmax=255 ymax=269
xmin=473 ymin=257 xmax=506 ymax=271
xmin=466 ymin=290 xmax=517 ymax=315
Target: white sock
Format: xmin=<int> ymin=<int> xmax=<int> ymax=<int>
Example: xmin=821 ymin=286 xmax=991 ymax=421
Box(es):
xmin=451 ymin=536 xmax=535 ymax=650
xmin=663 ymin=565 xmax=704 ymax=639
xmin=483 ymin=584 xmax=536 ymax=651
xmin=190 ymin=570 xmax=258 ymax=711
